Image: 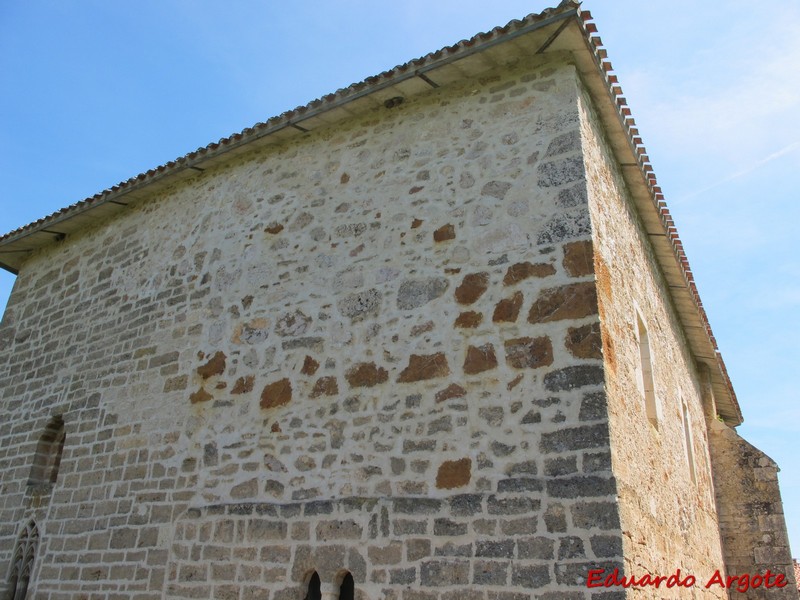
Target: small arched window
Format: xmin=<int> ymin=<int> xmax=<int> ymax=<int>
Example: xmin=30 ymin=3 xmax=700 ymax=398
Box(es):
xmin=304 ymin=571 xmax=321 ymax=600
xmin=636 ymin=314 xmax=658 ymax=428
xmin=7 ymin=520 xmax=38 ymax=600
xmin=339 ymin=572 xmax=354 ymax=600
xmin=28 ymin=415 xmax=66 ymax=486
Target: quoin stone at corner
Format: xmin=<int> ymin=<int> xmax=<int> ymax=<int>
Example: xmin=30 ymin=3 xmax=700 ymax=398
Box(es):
xmin=0 ymin=2 xmax=796 ymax=599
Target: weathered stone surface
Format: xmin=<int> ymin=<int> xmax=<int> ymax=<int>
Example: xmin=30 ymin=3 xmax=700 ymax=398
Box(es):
xmin=231 ymin=478 xmax=258 ymax=499
xmin=570 ymin=502 xmax=620 ymax=530
xmin=397 ymin=353 xmax=450 ymax=383
xmin=502 ymin=262 xmax=556 ymax=285
xmin=449 ymin=494 xmax=482 ymax=517
xmin=540 ymin=424 xmax=609 ymax=453
xmin=435 ymin=383 xmax=466 ymax=403
xmin=275 ymin=310 xmax=312 ymax=337
xmin=566 ymin=322 xmax=602 ymax=359
xmin=300 ymin=355 xmax=319 ymax=375
xmin=518 ymin=537 xmax=555 ymax=560
xmin=546 ymin=476 xmax=616 ymax=498
xmin=504 ymin=337 xmax=553 ymax=369
xmin=197 ymin=351 xmax=226 ymax=378
xmin=481 ymin=180 xmax=512 ymax=200
xmin=492 ymin=291 xmax=523 ymax=323
xmin=436 ymin=458 xmax=471 ymax=489
xmin=345 ymin=362 xmax=388 ymax=388
xmin=454 ymin=272 xmax=489 ymax=305
xmin=231 ymin=376 xmax=254 ymax=395
xmin=433 ymin=224 xmax=456 ymax=242
xmin=316 ymin=520 xmax=362 ymax=541
xmin=420 ymin=560 xmax=470 ymax=586
xmin=463 ymin=344 xmax=497 ymax=374
xmin=476 ymin=540 xmax=514 ymax=558
xmin=528 ymin=282 xmax=598 ymax=323
xmin=544 ymin=504 xmax=567 ymax=533
xmin=511 ymin=564 xmax=550 ymax=588
xmin=454 ymin=311 xmax=482 ymax=328
xmin=260 ymin=378 xmax=292 ymax=410
xmin=190 ymin=387 xmax=213 ymax=404
xmin=473 ymin=560 xmax=508 ymax=585
xmin=310 ymin=376 xmax=338 ymax=398
xmin=339 ymin=288 xmax=382 ymax=321
xmin=578 ymin=391 xmax=607 ymax=422
xmin=434 ymin=518 xmax=467 ymax=536
xmin=536 ymin=211 xmax=591 ymax=245
xmin=590 ymin=535 xmax=622 ymax=558
xmin=563 ymin=240 xmax=594 ymax=277
xmin=545 ymin=130 xmax=581 ymax=157
xmin=537 ymin=156 xmax=584 ymax=188
xmin=232 ymin=318 xmax=269 ymax=345
xmin=397 ymin=278 xmax=448 ymax=310
xmin=543 ymin=365 xmax=604 ymax=391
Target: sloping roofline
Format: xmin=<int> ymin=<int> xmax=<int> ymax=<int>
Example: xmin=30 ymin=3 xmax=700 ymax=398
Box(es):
xmin=0 ymin=1 xmax=742 ymax=425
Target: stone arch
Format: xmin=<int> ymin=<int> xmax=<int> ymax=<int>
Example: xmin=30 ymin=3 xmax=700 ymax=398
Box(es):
xmin=6 ymin=520 xmax=38 ymax=600
xmin=28 ymin=415 xmax=66 ymax=486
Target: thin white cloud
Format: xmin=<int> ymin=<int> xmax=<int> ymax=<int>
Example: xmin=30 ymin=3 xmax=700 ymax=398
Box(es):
xmin=679 ymin=141 xmax=800 ymax=201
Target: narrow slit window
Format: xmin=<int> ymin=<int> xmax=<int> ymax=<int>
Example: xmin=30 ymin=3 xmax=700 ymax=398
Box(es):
xmin=305 ymin=571 xmax=321 ymax=600
xmin=28 ymin=415 xmax=66 ymax=486
xmin=636 ymin=315 xmax=658 ymax=427
xmin=7 ymin=520 xmax=38 ymax=600
xmin=339 ymin=572 xmax=354 ymax=600
xmin=682 ymin=400 xmax=697 ymax=485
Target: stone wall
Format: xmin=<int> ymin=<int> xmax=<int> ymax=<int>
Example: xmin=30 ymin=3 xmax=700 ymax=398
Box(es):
xmin=1 ymin=56 xmax=625 ymax=598
xmin=709 ymin=421 xmax=799 ymax=599
xmin=579 ymin=81 xmax=732 ymax=598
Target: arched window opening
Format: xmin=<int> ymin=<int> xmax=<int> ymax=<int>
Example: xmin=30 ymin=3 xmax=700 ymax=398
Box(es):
xmin=28 ymin=416 xmax=66 ymax=486
xmin=636 ymin=315 xmax=658 ymax=428
xmin=7 ymin=520 xmax=38 ymax=600
xmin=682 ymin=400 xmax=697 ymax=485
xmin=304 ymin=571 xmax=321 ymax=600
xmin=338 ymin=572 xmax=354 ymax=600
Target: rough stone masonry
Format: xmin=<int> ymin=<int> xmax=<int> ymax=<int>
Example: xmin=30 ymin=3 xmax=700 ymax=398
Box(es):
xmin=0 ymin=3 xmax=796 ymax=600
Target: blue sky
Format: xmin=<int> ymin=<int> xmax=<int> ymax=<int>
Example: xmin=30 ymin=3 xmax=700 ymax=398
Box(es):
xmin=1 ymin=1 xmax=798 ymax=559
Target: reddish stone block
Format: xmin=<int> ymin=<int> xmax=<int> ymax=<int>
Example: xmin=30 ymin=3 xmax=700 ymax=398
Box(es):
xmin=435 ymin=383 xmax=467 ymax=403
xmin=301 ymin=355 xmax=319 ymax=376
xmin=436 ymin=458 xmax=472 ymax=489
xmin=345 ymin=362 xmax=388 ymax=388
xmin=454 ymin=311 xmax=482 ymax=328
xmin=260 ymin=378 xmax=292 ymax=409
xmin=398 ymin=353 xmax=450 ymax=383
xmin=528 ymin=282 xmax=598 ymax=323
xmin=189 ymin=387 xmax=213 ymax=404
xmin=503 ymin=262 xmax=556 ymax=285
xmin=463 ymin=344 xmax=497 ymax=374
xmin=563 ymin=240 xmax=594 ymax=277
xmin=454 ymin=273 xmax=489 ymax=305
xmin=504 ymin=337 xmax=554 ymax=369
xmin=492 ymin=291 xmax=523 ymax=323
xmin=566 ymin=323 xmax=602 ymax=359
xmin=197 ymin=351 xmax=226 ymax=379
xmin=433 ymin=224 xmax=456 ymax=242
xmin=231 ymin=376 xmax=255 ymax=395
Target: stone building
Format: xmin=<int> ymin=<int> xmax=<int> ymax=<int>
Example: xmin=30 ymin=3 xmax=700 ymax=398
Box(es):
xmin=0 ymin=2 xmax=796 ymax=599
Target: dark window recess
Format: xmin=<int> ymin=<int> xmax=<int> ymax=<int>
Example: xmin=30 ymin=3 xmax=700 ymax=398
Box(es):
xmin=305 ymin=572 xmax=321 ymax=600
xmin=339 ymin=572 xmax=355 ymax=600
xmin=28 ymin=415 xmax=66 ymax=486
